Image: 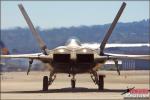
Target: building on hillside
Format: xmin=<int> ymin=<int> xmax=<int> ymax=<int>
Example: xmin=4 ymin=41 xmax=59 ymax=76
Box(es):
xmin=121 ymin=59 xmax=150 ymax=70
xmin=103 ymin=59 xmax=149 ymax=70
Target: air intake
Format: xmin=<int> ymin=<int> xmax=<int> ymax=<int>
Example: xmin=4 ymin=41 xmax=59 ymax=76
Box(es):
xmin=53 ymin=54 xmax=70 ymax=63
xmin=76 ymin=54 xmax=94 ymax=63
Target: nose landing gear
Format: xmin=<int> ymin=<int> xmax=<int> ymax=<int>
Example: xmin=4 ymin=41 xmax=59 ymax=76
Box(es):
xmin=71 ymin=74 xmax=76 ymax=89
xmin=71 ymin=79 xmax=76 ymax=88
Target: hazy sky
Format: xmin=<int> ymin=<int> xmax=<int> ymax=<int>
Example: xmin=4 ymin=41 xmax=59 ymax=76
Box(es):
xmin=1 ymin=1 xmax=149 ymax=29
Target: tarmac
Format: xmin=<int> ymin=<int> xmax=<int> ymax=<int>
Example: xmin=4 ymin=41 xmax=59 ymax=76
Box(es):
xmin=1 ymin=71 xmax=149 ymax=99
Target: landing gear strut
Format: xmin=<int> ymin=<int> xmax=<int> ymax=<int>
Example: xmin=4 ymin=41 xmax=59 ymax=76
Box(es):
xmin=42 ymin=71 xmax=56 ymax=91
xmin=90 ymin=71 xmax=105 ymax=90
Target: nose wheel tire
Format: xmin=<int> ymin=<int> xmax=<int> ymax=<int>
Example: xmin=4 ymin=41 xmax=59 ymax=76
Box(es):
xmin=71 ymin=79 xmax=76 ymax=89
xmin=98 ymin=75 xmax=104 ymax=90
xmin=43 ymin=76 xmax=48 ymax=91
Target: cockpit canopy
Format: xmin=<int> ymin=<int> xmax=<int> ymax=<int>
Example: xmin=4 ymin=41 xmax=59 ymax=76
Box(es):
xmin=65 ymin=37 xmax=81 ymax=46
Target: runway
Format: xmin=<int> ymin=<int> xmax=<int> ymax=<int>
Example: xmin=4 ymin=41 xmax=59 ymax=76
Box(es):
xmin=1 ymin=71 xmax=149 ymax=99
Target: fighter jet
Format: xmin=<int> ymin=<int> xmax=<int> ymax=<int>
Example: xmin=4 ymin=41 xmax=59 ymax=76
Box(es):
xmin=1 ymin=2 xmax=150 ymax=91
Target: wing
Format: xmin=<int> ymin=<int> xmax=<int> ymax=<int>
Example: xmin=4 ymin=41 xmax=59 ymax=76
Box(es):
xmin=106 ymin=53 xmax=150 ymax=60
xmin=94 ymin=56 xmax=109 ymax=63
xmin=0 ymin=53 xmax=52 ymax=61
xmin=0 ymin=53 xmax=53 ymax=75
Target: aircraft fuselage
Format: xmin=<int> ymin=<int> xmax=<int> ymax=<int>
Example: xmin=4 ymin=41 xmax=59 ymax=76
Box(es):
xmin=44 ymin=38 xmax=105 ymax=74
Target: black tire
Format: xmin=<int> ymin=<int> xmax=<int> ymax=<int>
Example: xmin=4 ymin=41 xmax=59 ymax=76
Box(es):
xmin=98 ymin=75 xmax=104 ymax=90
xmin=43 ymin=76 xmax=48 ymax=91
xmin=71 ymin=79 xmax=75 ymax=89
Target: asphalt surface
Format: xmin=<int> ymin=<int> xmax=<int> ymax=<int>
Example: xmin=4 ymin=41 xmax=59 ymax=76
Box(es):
xmin=1 ymin=71 xmax=149 ymax=99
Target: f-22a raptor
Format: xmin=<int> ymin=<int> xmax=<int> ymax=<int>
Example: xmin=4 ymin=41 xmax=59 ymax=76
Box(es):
xmin=1 ymin=2 xmax=150 ymax=91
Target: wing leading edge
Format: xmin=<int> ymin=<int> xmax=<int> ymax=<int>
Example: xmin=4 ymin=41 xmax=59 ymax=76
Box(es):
xmin=0 ymin=53 xmax=52 ymax=61
xmin=106 ymin=53 xmax=150 ymax=60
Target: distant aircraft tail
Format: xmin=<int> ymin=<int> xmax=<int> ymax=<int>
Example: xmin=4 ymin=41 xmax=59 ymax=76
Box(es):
xmin=1 ymin=48 xmax=9 ymax=55
xmin=0 ymin=40 xmax=9 ymax=55
xmin=100 ymin=2 xmax=126 ymax=55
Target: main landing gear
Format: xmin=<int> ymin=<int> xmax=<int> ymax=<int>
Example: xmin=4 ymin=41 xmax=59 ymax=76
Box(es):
xmin=91 ymin=71 xmax=105 ymax=90
xmin=43 ymin=76 xmax=48 ymax=91
xmin=43 ymin=71 xmax=56 ymax=91
xmin=42 ymin=71 xmax=104 ymax=91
